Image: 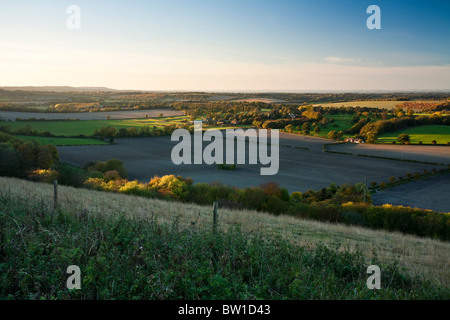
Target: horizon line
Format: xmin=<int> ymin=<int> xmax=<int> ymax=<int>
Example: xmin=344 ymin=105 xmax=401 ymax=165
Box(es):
xmin=1 ymin=85 xmax=449 ymax=94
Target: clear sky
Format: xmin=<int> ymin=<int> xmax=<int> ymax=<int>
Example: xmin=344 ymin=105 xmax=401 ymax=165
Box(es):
xmin=0 ymin=0 xmax=449 ymax=91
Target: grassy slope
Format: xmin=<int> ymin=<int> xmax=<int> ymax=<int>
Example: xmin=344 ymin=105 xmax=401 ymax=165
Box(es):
xmin=377 ymin=125 xmax=450 ymax=144
xmin=0 ymin=177 xmax=448 ymax=292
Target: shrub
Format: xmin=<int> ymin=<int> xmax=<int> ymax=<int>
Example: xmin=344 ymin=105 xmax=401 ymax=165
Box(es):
xmin=263 ymin=195 xmax=290 ymax=215
xmin=27 ymin=169 xmax=58 ymax=183
xmin=217 ymin=164 xmax=236 ymax=170
xmin=360 ymin=205 xmax=449 ymax=241
xmin=149 ymin=175 xmax=189 ymax=200
xmin=86 ymin=170 xmax=104 ymax=179
xmin=340 ymin=210 xmax=367 ymax=226
xmin=104 ymin=170 xmax=121 ymax=182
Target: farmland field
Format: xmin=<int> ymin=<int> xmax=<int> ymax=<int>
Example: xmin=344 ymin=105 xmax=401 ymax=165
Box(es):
xmin=57 ymin=133 xmax=444 ymax=198
xmin=15 ymin=135 xmax=109 ymax=146
xmin=326 ymin=143 xmax=450 ymax=164
xmin=3 ymin=115 xmax=191 ymax=136
xmin=377 ymin=125 xmax=450 ymax=144
xmin=372 ymin=173 xmax=450 ymax=213
xmin=0 ymin=109 xmax=184 ymax=121
xmin=318 ymin=114 xmax=359 ymax=138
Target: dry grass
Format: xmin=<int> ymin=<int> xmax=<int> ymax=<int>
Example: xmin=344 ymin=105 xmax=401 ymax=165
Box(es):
xmin=1 ymin=176 xmax=449 ymax=287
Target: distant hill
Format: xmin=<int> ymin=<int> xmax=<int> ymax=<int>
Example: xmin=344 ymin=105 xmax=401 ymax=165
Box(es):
xmin=0 ymin=86 xmax=119 ymax=93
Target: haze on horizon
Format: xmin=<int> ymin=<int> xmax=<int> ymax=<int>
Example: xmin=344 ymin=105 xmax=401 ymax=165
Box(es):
xmin=1 ymin=0 xmax=449 ymax=92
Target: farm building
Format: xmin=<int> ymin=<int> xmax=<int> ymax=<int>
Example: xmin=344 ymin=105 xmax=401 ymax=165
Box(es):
xmin=344 ymin=137 xmax=365 ymax=144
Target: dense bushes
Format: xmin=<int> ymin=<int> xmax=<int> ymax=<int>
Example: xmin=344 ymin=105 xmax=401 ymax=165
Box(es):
xmin=84 ymin=159 xmax=128 ymax=179
xmin=0 ymin=132 xmax=58 ymax=178
xmin=286 ymin=202 xmax=449 ymax=241
xmin=360 ymin=204 xmax=449 ymax=240
xmin=261 ymin=118 xmax=306 ymax=130
xmin=346 ymin=118 xmax=369 ymax=135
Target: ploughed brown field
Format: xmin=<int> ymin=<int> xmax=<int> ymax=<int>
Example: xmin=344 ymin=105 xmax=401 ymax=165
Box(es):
xmin=57 ymin=132 xmax=449 ymax=212
xmin=327 ymin=143 xmax=450 ymax=164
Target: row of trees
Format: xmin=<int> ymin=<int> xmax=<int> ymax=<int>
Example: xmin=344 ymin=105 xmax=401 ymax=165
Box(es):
xmin=93 ymin=124 xmax=187 ymax=141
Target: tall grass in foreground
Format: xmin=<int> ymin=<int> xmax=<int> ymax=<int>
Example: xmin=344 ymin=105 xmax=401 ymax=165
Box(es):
xmin=0 ymin=191 xmax=448 ymax=299
xmin=1 ymin=177 xmax=450 ymax=288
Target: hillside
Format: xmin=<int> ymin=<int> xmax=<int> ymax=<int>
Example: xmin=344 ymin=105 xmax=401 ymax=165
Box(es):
xmin=0 ymin=177 xmax=449 ymax=299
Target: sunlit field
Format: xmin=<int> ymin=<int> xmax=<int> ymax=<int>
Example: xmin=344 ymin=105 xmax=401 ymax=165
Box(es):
xmin=377 ymin=125 xmax=450 ymax=144
xmin=4 ymin=116 xmax=191 ymax=136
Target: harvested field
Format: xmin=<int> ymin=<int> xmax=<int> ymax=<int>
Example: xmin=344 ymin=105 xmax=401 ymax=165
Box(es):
xmin=326 ymin=143 xmax=450 ymax=165
xmin=372 ymin=173 xmax=450 ymax=213
xmin=57 ymin=133 xmax=440 ymax=194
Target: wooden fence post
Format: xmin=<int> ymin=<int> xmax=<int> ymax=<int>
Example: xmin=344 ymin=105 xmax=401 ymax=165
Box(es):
xmin=213 ymin=201 xmax=218 ymax=234
xmin=53 ymin=180 xmax=58 ymax=209
xmin=212 ymin=201 xmax=219 ymax=272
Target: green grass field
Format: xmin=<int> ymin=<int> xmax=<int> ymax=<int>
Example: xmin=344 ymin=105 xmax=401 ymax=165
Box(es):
xmin=25 ymin=105 xmax=50 ymax=110
xmin=6 ymin=115 xmax=255 ymax=137
xmin=377 ymin=125 xmax=450 ymax=144
xmin=6 ymin=116 xmax=191 ymax=136
xmin=15 ymin=135 xmax=109 ymax=146
xmin=321 ymin=114 xmax=355 ymax=138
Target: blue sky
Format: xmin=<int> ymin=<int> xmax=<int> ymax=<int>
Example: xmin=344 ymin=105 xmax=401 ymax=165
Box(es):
xmin=0 ymin=0 xmax=449 ymax=91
